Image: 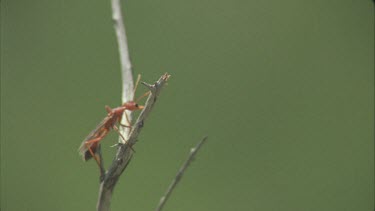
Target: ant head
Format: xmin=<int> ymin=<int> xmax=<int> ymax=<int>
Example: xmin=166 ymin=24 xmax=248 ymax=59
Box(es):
xmin=123 ymin=101 xmax=144 ymax=111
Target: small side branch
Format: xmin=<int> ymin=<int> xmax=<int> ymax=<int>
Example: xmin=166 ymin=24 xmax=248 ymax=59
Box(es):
xmin=155 ymin=136 xmax=208 ymax=211
xmin=97 ymin=73 xmax=170 ymax=211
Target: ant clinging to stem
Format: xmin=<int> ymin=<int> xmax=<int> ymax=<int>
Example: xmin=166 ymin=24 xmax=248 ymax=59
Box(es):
xmin=79 ymin=74 xmax=150 ymax=167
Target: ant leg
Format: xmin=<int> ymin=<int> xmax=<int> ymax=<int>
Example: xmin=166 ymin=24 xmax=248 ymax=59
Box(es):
xmin=133 ymin=74 xmax=142 ymax=100
xmin=120 ymin=123 xmax=131 ymax=128
xmin=90 ymin=148 xmax=101 ymax=168
xmin=113 ymin=125 xmax=135 ymax=152
xmin=113 ymin=125 xmax=127 ymax=142
xmin=84 ymin=137 xmax=103 ymax=167
xmin=123 ymin=111 xmax=132 ymax=130
xmin=118 ymin=111 xmax=133 ymax=131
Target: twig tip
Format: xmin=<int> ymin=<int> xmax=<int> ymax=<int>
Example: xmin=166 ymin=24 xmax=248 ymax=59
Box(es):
xmin=162 ymin=73 xmax=171 ymax=81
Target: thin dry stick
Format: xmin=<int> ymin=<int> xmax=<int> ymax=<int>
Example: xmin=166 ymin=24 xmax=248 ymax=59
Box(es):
xmin=155 ymin=136 xmax=208 ymax=211
xmin=96 ymin=1 xmax=170 ymax=211
xmin=97 ymin=73 xmax=171 ymax=211
xmin=111 ymin=0 xmax=134 ymax=140
xmin=93 ymin=0 xmax=132 ymax=183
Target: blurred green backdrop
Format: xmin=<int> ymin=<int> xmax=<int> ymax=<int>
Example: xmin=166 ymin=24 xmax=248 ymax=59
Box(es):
xmin=1 ymin=1 xmax=374 ymax=211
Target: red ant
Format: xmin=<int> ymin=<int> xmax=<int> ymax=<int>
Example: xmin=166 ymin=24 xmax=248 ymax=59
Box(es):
xmin=79 ymin=75 xmax=149 ymax=167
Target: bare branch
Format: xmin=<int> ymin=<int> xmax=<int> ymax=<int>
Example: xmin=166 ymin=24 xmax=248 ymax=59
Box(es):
xmin=97 ymin=73 xmax=171 ymax=211
xmin=111 ymin=0 xmax=134 ymax=141
xmin=96 ymin=2 xmax=175 ymax=211
xmin=155 ymin=136 xmax=208 ymax=211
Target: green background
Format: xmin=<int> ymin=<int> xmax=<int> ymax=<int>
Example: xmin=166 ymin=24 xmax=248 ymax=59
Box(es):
xmin=1 ymin=1 xmax=374 ymax=211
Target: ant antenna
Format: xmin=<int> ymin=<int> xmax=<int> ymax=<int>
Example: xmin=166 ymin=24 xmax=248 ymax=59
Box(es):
xmin=135 ymin=90 xmax=151 ymax=103
xmin=133 ymin=74 xmax=141 ymax=101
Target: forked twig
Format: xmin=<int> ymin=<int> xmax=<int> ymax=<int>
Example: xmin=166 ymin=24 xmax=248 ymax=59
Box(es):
xmin=155 ymin=136 xmax=208 ymax=211
xmin=96 ymin=1 xmax=204 ymax=211
xmin=97 ymin=73 xmax=170 ymax=211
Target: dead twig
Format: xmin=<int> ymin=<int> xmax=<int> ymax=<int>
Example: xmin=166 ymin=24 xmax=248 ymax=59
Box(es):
xmin=155 ymin=136 xmax=208 ymax=211
xmin=97 ymin=73 xmax=171 ymax=211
